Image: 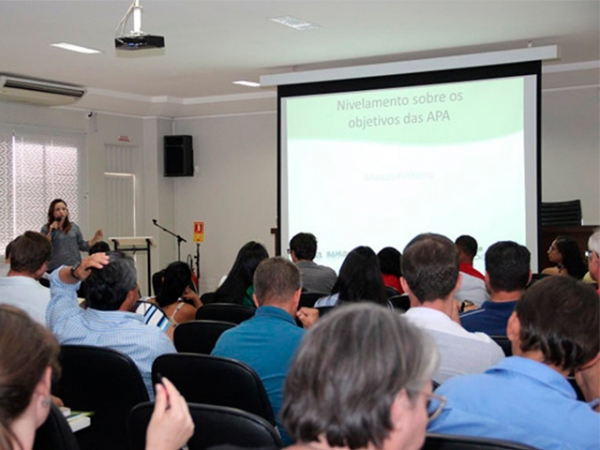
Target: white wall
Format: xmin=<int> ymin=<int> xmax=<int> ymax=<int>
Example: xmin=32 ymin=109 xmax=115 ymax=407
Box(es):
xmin=541 ymin=86 xmax=600 ymax=224
xmin=173 ymin=113 xmax=277 ymax=293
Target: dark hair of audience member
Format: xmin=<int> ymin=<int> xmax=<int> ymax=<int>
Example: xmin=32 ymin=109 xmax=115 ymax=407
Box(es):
xmin=289 ymin=233 xmax=317 ymax=261
xmin=9 ymin=231 xmax=52 ymax=274
xmin=455 ymin=234 xmax=478 ymax=258
xmin=46 ymin=198 xmax=72 ymax=233
xmin=86 ymin=251 xmax=137 ymax=311
xmin=253 ymin=257 xmax=301 ymax=305
xmin=282 ymin=303 xmax=439 ymax=449
xmin=4 ymin=240 xmax=13 ymax=261
xmin=515 ymin=276 xmax=599 ymax=372
xmin=377 ymin=246 xmax=402 ymax=278
xmin=155 ymin=262 xmax=192 ymax=308
xmin=554 ymin=235 xmax=588 ymax=279
xmin=0 ymin=305 xmax=61 ymax=450
xmin=331 ymin=246 xmax=387 ymax=305
xmin=88 ymin=241 xmax=110 ymax=255
xmin=485 ymin=241 xmax=531 ymax=292
xmin=402 ymin=233 xmax=459 ymax=302
xmin=152 ymin=269 xmax=165 ymax=297
xmin=214 ymin=241 xmax=269 ymax=305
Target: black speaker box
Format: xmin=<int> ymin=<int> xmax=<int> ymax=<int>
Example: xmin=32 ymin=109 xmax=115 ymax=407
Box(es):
xmin=164 ymin=135 xmax=194 ymax=177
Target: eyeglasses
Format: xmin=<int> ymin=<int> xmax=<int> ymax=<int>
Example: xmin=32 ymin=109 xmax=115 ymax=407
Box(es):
xmin=548 ymin=245 xmax=556 ymax=252
xmin=424 ymin=392 xmax=447 ymax=422
xmin=585 ymin=250 xmax=597 ymax=260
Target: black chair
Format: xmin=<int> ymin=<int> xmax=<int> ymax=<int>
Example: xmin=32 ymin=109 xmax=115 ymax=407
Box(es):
xmin=384 ymin=285 xmax=400 ymax=298
xmin=423 ymin=433 xmax=539 ymax=449
xmin=388 ymin=294 xmax=410 ymax=312
xmin=490 ymin=336 xmax=512 ymax=357
xmin=174 ymin=320 xmax=237 ymax=354
xmin=33 ymin=403 xmax=80 ymax=450
xmin=540 ymin=199 xmax=582 ymax=226
xmin=298 ymin=291 xmax=326 ymax=309
xmin=128 ymin=402 xmax=283 ymax=450
xmin=152 ymin=353 xmax=276 ymax=426
xmin=200 ymin=291 xmax=216 ymax=304
xmin=52 ymin=345 xmax=149 ymax=450
xmin=196 ymin=303 xmax=256 ymax=324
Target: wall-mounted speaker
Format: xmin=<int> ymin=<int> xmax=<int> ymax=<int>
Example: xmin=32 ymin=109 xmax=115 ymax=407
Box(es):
xmin=164 ymin=135 xmax=194 ymax=177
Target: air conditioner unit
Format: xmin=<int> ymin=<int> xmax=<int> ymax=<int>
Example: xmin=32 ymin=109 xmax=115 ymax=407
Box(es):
xmin=0 ymin=75 xmax=86 ymax=106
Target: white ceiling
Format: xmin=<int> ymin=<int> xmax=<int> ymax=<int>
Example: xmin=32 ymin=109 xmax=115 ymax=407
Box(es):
xmin=1 ymin=0 xmax=599 ymax=117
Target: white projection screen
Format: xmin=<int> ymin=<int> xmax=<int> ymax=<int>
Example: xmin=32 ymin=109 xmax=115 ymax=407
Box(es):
xmin=278 ymin=62 xmax=541 ymax=273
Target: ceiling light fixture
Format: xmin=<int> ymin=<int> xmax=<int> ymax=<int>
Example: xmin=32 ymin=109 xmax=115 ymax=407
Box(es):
xmin=51 ymin=43 xmax=101 ymax=54
xmin=233 ymin=80 xmax=261 ymax=87
xmin=270 ymin=16 xmax=320 ymax=31
xmin=115 ymin=0 xmax=165 ymax=51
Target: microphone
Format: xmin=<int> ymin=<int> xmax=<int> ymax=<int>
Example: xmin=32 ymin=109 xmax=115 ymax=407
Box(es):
xmin=54 ymin=217 xmax=61 ymax=223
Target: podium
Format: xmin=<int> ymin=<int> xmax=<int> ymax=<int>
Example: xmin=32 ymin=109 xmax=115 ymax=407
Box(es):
xmin=109 ymin=237 xmax=156 ymax=295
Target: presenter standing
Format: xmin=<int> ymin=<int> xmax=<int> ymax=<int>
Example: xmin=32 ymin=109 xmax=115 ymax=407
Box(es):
xmin=41 ymin=198 xmax=103 ymax=272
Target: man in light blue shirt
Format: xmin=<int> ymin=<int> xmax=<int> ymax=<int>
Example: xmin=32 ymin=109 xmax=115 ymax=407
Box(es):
xmin=212 ymin=257 xmax=305 ymax=444
xmin=429 ymin=276 xmax=600 ymax=449
xmin=46 ymin=252 xmax=176 ymax=399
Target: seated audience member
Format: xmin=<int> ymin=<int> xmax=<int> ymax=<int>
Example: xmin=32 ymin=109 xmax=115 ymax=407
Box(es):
xmin=144 ymin=261 xmax=202 ymax=327
xmin=429 ymin=276 xmax=600 ymax=448
xmin=213 ymin=241 xmax=268 ymax=307
xmin=46 ymin=251 xmax=176 ymax=399
xmin=212 ymin=257 xmax=305 ymax=444
xmin=88 ymin=240 xmax=111 ymax=254
xmin=460 ymin=241 xmax=531 ymax=336
xmin=0 ymin=231 xmax=51 ymax=325
xmin=587 ymin=230 xmax=600 ymax=294
xmin=377 ymin=246 xmax=404 ymax=294
xmin=453 ymin=235 xmax=489 ymax=307
xmin=0 ymin=304 xmax=193 ymax=450
xmin=281 ymin=303 xmax=441 ymax=450
xmin=401 ymin=233 xmax=504 ymax=384
xmin=0 ymin=239 xmax=13 ymax=277
xmin=289 ymin=232 xmax=336 ymax=294
xmin=542 ymin=235 xmax=588 ymax=279
xmin=313 ymin=246 xmax=388 ymax=307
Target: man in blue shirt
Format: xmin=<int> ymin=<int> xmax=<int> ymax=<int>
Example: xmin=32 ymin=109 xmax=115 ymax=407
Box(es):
xmin=46 ymin=252 xmax=176 ymax=399
xmin=430 ymin=276 xmax=600 ymax=449
xmin=460 ymin=241 xmax=531 ymax=336
xmin=212 ymin=257 xmax=305 ymax=444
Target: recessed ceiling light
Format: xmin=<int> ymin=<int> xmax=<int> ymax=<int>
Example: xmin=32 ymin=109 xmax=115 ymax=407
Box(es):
xmin=270 ymin=16 xmax=320 ymax=31
xmin=233 ymin=80 xmax=261 ymax=87
xmin=51 ymin=43 xmax=102 ymax=54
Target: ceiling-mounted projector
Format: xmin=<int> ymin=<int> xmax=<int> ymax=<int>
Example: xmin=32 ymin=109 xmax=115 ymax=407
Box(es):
xmin=115 ymin=35 xmax=164 ymax=50
xmin=115 ymin=0 xmax=164 ymax=51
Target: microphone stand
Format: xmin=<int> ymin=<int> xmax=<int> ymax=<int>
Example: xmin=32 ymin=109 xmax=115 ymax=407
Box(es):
xmin=152 ymin=219 xmax=187 ymax=261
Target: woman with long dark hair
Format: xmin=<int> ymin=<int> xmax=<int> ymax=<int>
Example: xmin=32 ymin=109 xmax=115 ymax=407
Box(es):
xmin=213 ymin=241 xmax=269 ymax=307
xmin=314 ymin=246 xmax=388 ymax=307
xmin=377 ymin=246 xmax=404 ymax=294
xmin=41 ymin=198 xmax=103 ymax=272
xmin=543 ymin=235 xmax=587 ymax=279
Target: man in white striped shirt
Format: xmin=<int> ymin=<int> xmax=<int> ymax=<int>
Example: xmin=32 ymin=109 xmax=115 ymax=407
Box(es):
xmin=46 ymin=251 xmax=176 ymax=399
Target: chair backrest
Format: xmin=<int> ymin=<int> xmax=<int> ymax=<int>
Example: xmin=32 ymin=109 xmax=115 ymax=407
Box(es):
xmin=33 ymin=403 xmax=80 ymax=450
xmin=174 ymin=320 xmax=237 ymax=354
xmin=490 ymin=336 xmax=512 ymax=357
xmin=52 ymin=345 xmax=149 ymax=450
xmin=388 ymin=294 xmax=410 ymax=312
xmin=298 ymin=292 xmax=326 ymax=309
xmin=195 ymin=303 xmax=256 ymax=324
xmin=384 ymin=285 xmax=401 ymax=298
xmin=200 ymin=291 xmax=216 ymax=304
xmin=540 ymin=200 xmax=582 ymax=226
xmin=128 ymin=402 xmax=283 ymax=450
xmin=152 ymin=353 xmax=276 ymax=426
xmin=423 ymin=433 xmax=539 ymax=450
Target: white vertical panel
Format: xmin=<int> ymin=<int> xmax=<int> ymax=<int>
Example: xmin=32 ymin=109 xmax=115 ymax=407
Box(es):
xmin=105 ymin=175 xmax=135 ymax=238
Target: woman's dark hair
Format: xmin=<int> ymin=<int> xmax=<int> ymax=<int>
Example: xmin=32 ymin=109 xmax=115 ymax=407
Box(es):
xmin=46 ymin=198 xmax=72 ymax=233
xmin=0 ymin=305 xmax=61 ymax=450
xmin=155 ymin=262 xmax=192 ymax=308
xmin=282 ymin=303 xmax=439 ymax=449
xmin=332 ymin=246 xmax=387 ymax=305
xmin=554 ymin=235 xmax=587 ymax=279
xmin=377 ymin=247 xmax=402 ymax=278
xmin=214 ymin=241 xmax=269 ymax=305
xmin=88 ymin=241 xmax=110 ymax=255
